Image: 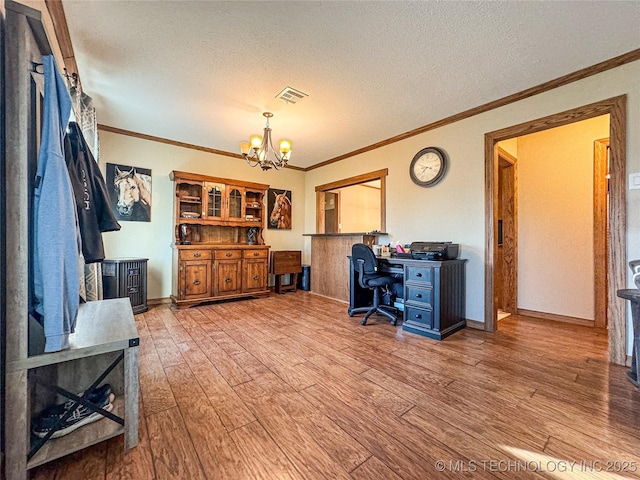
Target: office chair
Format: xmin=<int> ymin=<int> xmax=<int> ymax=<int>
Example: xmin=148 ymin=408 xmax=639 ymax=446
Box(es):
xmin=350 ymin=243 xmax=399 ymax=326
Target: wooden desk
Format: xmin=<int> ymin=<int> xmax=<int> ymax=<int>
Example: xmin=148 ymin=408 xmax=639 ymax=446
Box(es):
xmin=617 ymin=289 xmax=640 ymax=388
xmin=349 ymin=256 xmax=467 ymax=340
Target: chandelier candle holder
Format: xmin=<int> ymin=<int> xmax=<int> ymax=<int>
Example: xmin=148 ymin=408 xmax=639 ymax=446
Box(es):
xmin=240 ymin=112 xmax=291 ymax=170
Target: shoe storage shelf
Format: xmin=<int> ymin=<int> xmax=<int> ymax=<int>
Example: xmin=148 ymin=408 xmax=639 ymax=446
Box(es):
xmin=5 ymin=299 xmax=140 ymax=478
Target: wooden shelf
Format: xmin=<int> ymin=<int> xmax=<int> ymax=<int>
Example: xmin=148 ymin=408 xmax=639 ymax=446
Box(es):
xmin=7 ymin=299 xmax=139 ymax=373
xmin=27 ymin=397 xmax=126 ymax=469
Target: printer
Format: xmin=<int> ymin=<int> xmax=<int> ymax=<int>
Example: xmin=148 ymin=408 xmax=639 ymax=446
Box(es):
xmin=409 ymin=242 xmax=459 ymax=261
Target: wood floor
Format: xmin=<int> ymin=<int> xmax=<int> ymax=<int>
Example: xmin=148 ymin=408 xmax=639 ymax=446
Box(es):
xmin=31 ymin=292 xmax=640 ymax=479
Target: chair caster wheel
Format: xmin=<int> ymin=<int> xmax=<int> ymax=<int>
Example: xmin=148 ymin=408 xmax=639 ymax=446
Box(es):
xmin=360 ymin=318 xmax=367 ymax=326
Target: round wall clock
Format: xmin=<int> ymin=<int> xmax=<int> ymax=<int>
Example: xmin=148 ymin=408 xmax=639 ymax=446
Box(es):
xmin=409 ymin=147 xmax=447 ymax=187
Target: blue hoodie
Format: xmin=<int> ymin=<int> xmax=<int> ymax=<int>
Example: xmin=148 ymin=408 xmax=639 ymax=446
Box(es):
xmin=33 ymin=55 xmax=82 ymax=352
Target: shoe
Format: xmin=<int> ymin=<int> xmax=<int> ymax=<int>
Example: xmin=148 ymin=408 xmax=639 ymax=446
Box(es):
xmin=32 ymin=384 xmax=115 ymax=439
xmin=33 ymin=402 xmax=114 ymax=439
xmin=35 ymin=383 xmax=113 ymax=421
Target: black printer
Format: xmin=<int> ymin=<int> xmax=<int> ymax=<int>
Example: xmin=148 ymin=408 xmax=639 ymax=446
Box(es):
xmin=409 ymin=242 xmax=459 ymax=261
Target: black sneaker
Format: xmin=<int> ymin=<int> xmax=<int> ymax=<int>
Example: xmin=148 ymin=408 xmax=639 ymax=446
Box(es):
xmin=32 ymin=384 xmax=115 ymax=439
xmin=35 ymin=384 xmax=113 ymax=420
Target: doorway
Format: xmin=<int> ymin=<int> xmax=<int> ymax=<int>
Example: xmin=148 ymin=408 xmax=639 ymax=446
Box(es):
xmin=485 ymin=96 xmax=627 ymax=365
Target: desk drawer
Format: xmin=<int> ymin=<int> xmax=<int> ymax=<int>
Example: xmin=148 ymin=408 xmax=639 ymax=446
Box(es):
xmin=404 ymin=306 xmax=433 ymax=329
xmin=405 ymin=265 xmax=433 ymax=285
xmin=179 ymin=249 xmax=212 ymax=260
xmin=215 ymin=249 xmax=242 ymax=260
xmin=405 ymin=285 xmax=433 ymax=307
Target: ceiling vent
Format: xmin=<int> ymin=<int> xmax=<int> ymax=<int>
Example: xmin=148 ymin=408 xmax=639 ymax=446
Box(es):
xmin=276 ymin=86 xmax=308 ymax=104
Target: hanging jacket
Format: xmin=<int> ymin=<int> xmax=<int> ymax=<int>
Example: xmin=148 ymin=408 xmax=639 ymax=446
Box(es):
xmin=33 ymin=55 xmax=81 ymax=353
xmin=64 ymin=121 xmax=121 ymax=263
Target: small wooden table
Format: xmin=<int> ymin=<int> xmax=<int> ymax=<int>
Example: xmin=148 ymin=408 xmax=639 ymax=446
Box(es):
xmin=269 ymin=251 xmax=302 ymax=294
xmin=617 ymin=289 xmax=640 ymax=388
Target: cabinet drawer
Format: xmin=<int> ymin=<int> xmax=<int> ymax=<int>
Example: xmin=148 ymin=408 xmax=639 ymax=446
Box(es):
xmin=405 ymin=285 xmax=433 ymax=307
xmin=214 ymin=249 xmax=242 ymax=260
xmin=404 ymin=306 xmax=433 ymax=329
xmin=405 ymin=265 xmax=433 ymax=285
xmin=180 ymin=261 xmax=211 ymax=299
xmin=243 ymin=249 xmax=268 ymax=259
xmin=179 ymin=249 xmax=212 ymax=260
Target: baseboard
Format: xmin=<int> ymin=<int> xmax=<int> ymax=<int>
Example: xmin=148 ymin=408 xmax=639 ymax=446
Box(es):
xmin=516 ymin=308 xmax=595 ymax=327
xmin=147 ymin=297 xmax=172 ymax=306
xmin=465 ymin=319 xmax=485 ymax=330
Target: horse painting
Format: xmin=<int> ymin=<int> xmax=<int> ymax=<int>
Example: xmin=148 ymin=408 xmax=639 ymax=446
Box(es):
xmin=107 ymin=164 xmax=152 ymax=222
xmin=268 ymin=189 xmax=292 ymax=229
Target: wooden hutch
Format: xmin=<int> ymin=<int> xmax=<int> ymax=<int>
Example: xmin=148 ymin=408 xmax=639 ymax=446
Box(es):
xmin=170 ymin=171 xmax=270 ymax=308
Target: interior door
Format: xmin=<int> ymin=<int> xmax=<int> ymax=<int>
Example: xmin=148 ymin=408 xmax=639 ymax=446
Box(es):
xmin=324 ymin=192 xmax=339 ymax=233
xmin=495 ymin=147 xmax=517 ymax=315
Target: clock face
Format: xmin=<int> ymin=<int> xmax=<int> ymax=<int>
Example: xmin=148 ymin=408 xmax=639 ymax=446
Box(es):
xmin=410 ymin=147 xmax=447 ymax=186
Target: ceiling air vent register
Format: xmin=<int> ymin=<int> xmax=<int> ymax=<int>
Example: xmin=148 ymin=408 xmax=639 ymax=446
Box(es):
xmin=276 ymin=86 xmax=308 ymax=104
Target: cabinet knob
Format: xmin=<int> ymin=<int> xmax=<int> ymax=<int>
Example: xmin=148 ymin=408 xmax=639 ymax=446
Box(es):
xmin=415 ymin=313 xmax=422 ymax=319
xmin=225 ymin=277 xmax=232 ymax=283
xmin=226 ymin=252 xmax=232 ymax=257
xmin=193 ymin=252 xmax=201 ymax=258
xmin=253 ymin=275 xmax=259 ymax=280
xmin=416 ymin=273 xmax=422 ymax=277
xmin=415 ymin=293 xmax=422 ymax=299
xmin=193 ymin=279 xmax=201 ymax=285
xmin=253 ymin=252 xmax=259 ymax=256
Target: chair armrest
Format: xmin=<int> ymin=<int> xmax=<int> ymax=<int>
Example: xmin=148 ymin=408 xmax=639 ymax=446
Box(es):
xmin=355 ymin=259 xmax=368 ymax=289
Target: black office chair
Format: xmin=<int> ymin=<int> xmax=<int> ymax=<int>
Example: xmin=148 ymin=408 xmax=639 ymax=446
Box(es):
xmin=350 ymin=243 xmax=399 ymax=326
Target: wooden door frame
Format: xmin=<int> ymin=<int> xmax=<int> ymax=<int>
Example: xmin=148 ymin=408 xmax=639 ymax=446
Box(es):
xmin=484 ymin=95 xmax=627 ymax=365
xmin=594 ymin=138 xmax=610 ymax=328
xmin=495 ymin=147 xmax=518 ymax=315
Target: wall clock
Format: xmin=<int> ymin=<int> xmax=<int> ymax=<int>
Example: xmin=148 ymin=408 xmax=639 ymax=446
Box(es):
xmin=409 ymin=147 xmax=447 ymax=187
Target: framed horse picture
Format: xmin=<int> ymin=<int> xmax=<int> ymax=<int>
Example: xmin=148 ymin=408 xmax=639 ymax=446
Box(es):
xmin=267 ymin=188 xmax=292 ymax=230
xmin=106 ymin=163 xmax=152 ymax=222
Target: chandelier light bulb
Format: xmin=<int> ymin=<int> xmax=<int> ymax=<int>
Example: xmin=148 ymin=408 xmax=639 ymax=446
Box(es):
xmin=250 ymin=135 xmax=262 ymax=149
xmin=240 ymin=112 xmax=291 ymax=170
xmin=279 ymin=139 xmax=291 ymax=154
xmin=239 ymin=141 xmax=251 ymax=155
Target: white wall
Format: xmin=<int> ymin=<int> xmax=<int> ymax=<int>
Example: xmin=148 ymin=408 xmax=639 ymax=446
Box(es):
xmin=498 ymin=138 xmax=518 ymax=158
xmin=517 ymin=115 xmax=609 ymax=320
xmin=98 ymin=131 xmax=306 ymax=300
xmin=338 ymin=185 xmax=381 ymax=232
xmin=304 ymin=61 xmax=640 ymax=337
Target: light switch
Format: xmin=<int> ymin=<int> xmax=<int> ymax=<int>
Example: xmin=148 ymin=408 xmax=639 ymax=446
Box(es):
xmin=629 ymin=173 xmax=640 ymax=190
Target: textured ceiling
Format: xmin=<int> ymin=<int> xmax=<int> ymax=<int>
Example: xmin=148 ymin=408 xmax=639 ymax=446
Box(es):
xmin=62 ymin=1 xmax=640 ymax=169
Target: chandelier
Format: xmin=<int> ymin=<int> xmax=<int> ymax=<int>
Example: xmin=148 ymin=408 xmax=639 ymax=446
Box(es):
xmin=239 ymin=112 xmax=291 ymax=171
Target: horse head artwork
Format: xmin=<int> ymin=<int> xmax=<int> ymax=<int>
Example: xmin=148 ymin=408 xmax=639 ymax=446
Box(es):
xmin=269 ymin=190 xmax=292 ymax=229
xmin=113 ymin=166 xmax=152 ymax=220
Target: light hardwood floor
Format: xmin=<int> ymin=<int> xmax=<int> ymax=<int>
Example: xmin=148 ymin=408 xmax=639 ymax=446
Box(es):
xmin=31 ymin=292 xmax=640 ymax=479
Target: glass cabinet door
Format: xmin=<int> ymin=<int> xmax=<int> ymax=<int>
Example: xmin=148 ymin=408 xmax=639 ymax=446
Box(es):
xmin=205 ymin=183 xmax=225 ymax=220
xmin=227 ymin=187 xmax=244 ymax=220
